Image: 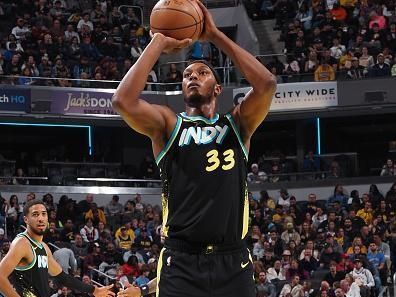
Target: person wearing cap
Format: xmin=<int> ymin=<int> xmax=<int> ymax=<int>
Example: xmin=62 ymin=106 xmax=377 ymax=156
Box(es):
xmin=281 ymin=223 xmax=301 ymax=246
xmin=352 ymin=257 xmax=375 ymax=297
xmin=347 ymin=56 xmax=366 ymax=79
xmin=113 ymin=2 xmax=276 ymax=297
xmin=247 ymin=163 xmax=267 ymax=183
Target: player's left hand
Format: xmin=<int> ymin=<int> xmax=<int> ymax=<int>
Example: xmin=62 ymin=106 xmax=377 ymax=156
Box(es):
xmin=194 ymin=0 xmax=220 ymax=41
xmin=93 ymin=284 xmax=115 ymax=297
xmin=117 ymin=285 xmax=141 ymax=297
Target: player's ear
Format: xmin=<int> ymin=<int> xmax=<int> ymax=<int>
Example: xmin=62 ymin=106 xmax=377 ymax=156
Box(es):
xmin=23 ymin=215 xmax=28 ymax=224
xmin=214 ymin=84 xmax=222 ymax=97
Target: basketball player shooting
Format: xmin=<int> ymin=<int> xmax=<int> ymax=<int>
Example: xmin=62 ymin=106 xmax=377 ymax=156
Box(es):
xmin=112 ymin=1 xmax=276 ymax=296
xmin=0 ymin=200 xmax=115 ymax=297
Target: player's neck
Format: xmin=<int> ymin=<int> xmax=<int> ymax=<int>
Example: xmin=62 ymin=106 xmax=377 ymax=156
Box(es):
xmin=26 ymin=228 xmax=43 ymax=243
xmin=185 ymin=103 xmax=217 ymax=119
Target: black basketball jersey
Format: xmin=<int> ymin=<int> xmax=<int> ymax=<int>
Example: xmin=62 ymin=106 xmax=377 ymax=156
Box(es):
xmin=10 ymin=232 xmax=50 ymax=297
xmin=157 ymin=112 xmax=249 ymax=244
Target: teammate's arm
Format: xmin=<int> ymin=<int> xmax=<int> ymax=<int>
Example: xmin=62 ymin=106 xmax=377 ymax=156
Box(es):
xmin=0 ymin=237 xmax=29 ymax=297
xmin=117 ymin=278 xmax=157 ymax=297
xmin=44 ymin=244 xmax=114 ymax=297
xmin=112 ymin=34 xmax=192 ymax=155
xmin=196 ymin=1 xmax=276 ymax=142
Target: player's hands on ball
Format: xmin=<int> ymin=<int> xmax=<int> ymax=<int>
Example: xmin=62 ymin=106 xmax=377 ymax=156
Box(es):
xmin=93 ymin=284 xmax=115 ymax=297
xmin=151 ymin=32 xmax=192 ymax=54
xmin=194 ymin=0 xmax=220 ymax=41
xmin=117 ymin=285 xmax=142 ymax=297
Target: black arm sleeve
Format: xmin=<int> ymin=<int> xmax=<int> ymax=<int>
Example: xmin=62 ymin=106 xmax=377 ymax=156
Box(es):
xmin=54 ymin=271 xmax=95 ymax=293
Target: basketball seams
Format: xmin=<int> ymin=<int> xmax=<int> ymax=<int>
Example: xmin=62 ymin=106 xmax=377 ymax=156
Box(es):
xmin=185 ymin=0 xmax=203 ymax=34
xmin=151 ymin=7 xmax=199 ymax=38
xmin=150 ymin=0 xmax=203 ymax=40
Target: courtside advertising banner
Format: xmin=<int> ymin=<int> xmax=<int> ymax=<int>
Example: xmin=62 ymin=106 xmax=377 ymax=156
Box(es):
xmin=0 ymin=88 xmax=30 ymax=112
xmin=233 ymin=81 xmax=338 ymax=111
xmin=50 ymin=89 xmax=117 ymax=116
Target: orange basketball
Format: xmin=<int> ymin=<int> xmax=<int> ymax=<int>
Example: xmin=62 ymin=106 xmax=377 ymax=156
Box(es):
xmin=150 ymin=0 xmax=204 ymax=41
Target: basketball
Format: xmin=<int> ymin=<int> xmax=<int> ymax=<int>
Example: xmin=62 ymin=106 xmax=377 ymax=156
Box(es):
xmin=150 ymin=0 xmax=204 ymax=41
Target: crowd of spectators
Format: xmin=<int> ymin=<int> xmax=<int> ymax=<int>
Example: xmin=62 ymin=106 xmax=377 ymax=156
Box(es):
xmin=1 ymin=182 xmax=396 ymax=297
xmin=0 ymin=0 xmax=154 ymax=88
xmin=0 ymin=192 xmax=160 ymax=296
xmin=246 ymin=0 xmax=396 ymax=82
xmin=249 ymin=182 xmax=396 ymax=297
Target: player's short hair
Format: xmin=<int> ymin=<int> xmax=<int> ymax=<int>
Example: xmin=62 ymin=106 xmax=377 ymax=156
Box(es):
xmin=187 ymin=60 xmax=221 ymax=84
xmin=23 ymin=199 xmax=47 ymax=216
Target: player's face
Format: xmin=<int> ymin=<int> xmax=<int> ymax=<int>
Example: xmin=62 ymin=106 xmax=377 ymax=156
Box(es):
xmin=25 ymin=204 xmax=48 ymax=235
xmin=182 ymin=63 xmax=221 ymax=106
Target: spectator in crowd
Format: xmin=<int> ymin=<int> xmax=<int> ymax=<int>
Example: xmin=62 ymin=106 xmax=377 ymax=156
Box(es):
xmin=80 ymin=218 xmax=99 ymax=243
xmin=314 ymin=59 xmax=336 ymax=81
xmin=256 ymin=270 xmax=277 ymax=297
xmin=248 ymin=163 xmax=267 ymax=183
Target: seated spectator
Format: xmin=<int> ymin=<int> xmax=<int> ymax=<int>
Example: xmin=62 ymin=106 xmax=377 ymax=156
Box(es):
xmin=77 ymin=13 xmax=94 ymax=33
xmin=330 ymin=37 xmax=347 ymax=60
xmin=369 ymin=53 xmax=391 ymax=77
xmin=281 ymin=223 xmax=301 ymax=246
xmin=347 ymin=57 xmax=366 ymax=79
xmin=85 ymin=203 xmax=106 ymax=226
xmin=356 ymin=202 xmax=374 ymax=225
xmin=256 ymin=270 xmax=277 ymax=297
xmin=352 ymin=257 xmax=375 ymax=297
xmin=279 ymin=275 xmax=303 ymax=297
xmin=267 ymin=259 xmax=287 ymax=282
xmin=303 ymin=150 xmax=321 ymax=172
xmin=314 ymin=59 xmax=336 ymax=81
xmin=380 ymin=159 xmax=395 ymax=176
xmin=248 ymin=163 xmax=267 ymax=183
xmin=323 ymin=261 xmax=346 ymax=287
xmin=80 ymin=218 xmax=99 ymax=243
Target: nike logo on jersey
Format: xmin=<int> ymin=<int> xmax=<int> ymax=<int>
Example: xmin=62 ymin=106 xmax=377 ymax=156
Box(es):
xmin=241 ymin=261 xmax=249 ymax=269
xmin=178 ymin=125 xmax=229 ymax=147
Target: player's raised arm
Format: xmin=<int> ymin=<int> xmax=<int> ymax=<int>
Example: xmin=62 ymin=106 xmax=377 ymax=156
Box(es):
xmin=112 ymin=33 xmax=192 ymax=143
xmin=196 ymin=0 xmax=276 ymax=142
xmin=0 ymin=238 xmax=29 ymax=297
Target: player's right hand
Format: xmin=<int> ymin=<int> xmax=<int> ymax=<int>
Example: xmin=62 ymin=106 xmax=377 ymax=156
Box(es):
xmin=117 ymin=286 xmax=141 ymax=297
xmin=151 ymin=32 xmax=192 ymax=54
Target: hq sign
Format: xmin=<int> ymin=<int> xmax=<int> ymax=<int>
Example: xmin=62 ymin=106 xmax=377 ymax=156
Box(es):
xmin=0 ymin=88 xmax=30 ymax=112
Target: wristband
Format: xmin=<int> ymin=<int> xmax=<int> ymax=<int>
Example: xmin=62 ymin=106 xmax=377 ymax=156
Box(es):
xmin=139 ymin=284 xmax=150 ymax=296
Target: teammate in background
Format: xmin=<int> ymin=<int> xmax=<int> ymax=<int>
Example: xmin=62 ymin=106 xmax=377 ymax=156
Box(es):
xmin=112 ymin=0 xmax=276 ymax=296
xmin=0 ymin=200 xmax=114 ymax=297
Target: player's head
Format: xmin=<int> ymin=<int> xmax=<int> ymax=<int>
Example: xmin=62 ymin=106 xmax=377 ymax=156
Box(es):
xmin=182 ymin=60 xmax=222 ymax=106
xmin=23 ymin=200 xmax=48 ymax=235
